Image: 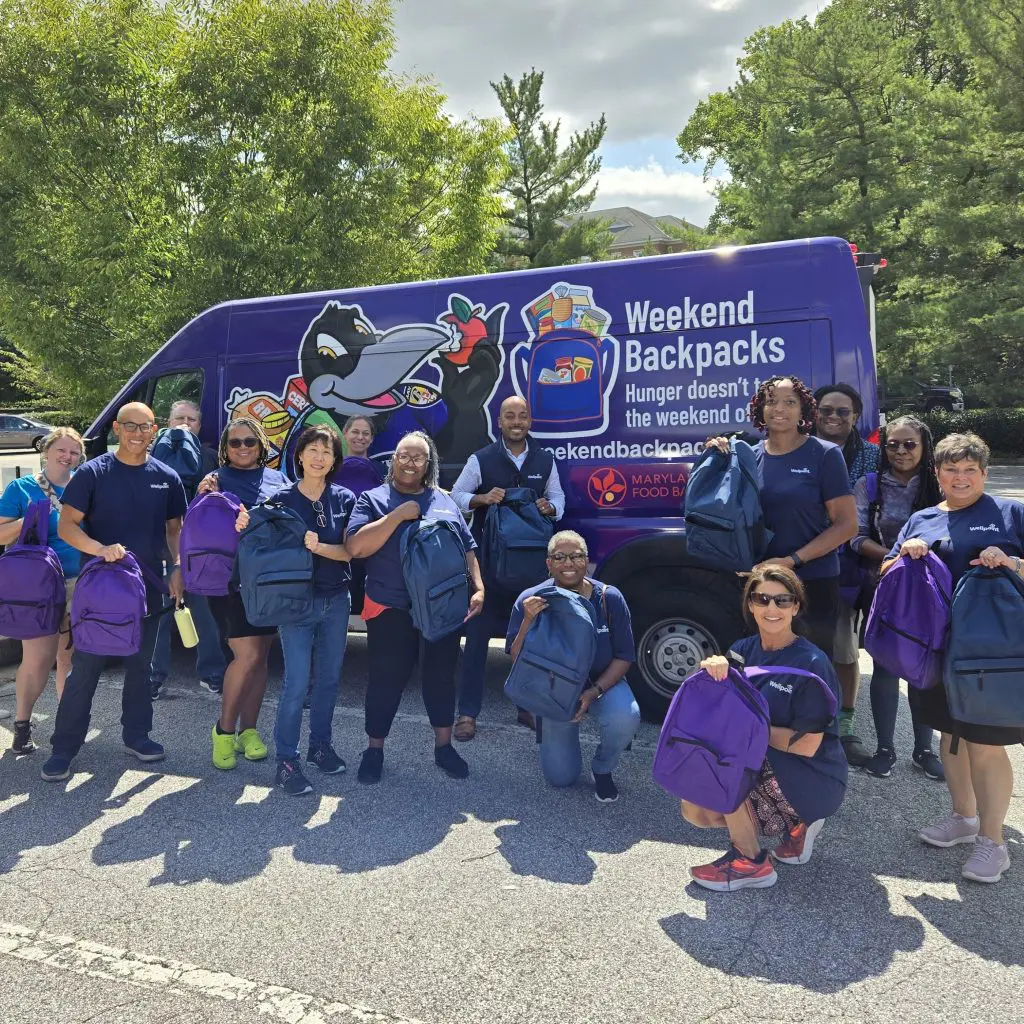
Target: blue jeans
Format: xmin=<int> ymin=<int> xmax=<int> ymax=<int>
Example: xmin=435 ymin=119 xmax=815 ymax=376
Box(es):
xmin=149 ymin=589 xmax=226 ymax=686
xmin=274 ymin=592 xmax=350 ymax=762
xmin=539 ymin=680 xmax=640 ymax=786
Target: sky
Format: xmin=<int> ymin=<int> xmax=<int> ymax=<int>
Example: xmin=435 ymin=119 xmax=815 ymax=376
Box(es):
xmin=390 ymin=0 xmax=826 ymax=227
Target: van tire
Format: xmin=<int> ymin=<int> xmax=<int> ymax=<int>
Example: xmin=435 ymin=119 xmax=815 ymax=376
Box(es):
xmin=627 ymin=586 xmax=745 ymax=721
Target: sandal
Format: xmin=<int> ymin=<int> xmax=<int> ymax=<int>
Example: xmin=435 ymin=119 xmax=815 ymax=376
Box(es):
xmin=454 ymin=715 xmax=476 ymax=742
xmin=516 ymin=708 xmax=537 ymax=732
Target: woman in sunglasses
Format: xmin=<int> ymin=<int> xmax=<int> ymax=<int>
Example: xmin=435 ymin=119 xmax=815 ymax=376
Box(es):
xmin=850 ymin=417 xmax=943 ymax=781
xmin=686 ymin=565 xmax=847 ymax=892
xmin=197 ymin=417 xmax=288 ymax=771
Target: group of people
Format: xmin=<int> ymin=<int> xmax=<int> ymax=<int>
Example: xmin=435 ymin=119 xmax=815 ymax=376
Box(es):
xmin=1 ymin=375 xmax=1021 ymax=890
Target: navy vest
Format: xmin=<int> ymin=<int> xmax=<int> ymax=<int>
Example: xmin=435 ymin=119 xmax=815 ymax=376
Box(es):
xmin=470 ymin=438 xmax=554 ymax=541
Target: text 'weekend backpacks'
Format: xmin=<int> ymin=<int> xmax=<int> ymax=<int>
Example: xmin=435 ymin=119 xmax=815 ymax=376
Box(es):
xmin=0 ymin=500 xmax=66 ymax=639
xmin=151 ymin=427 xmax=202 ymax=497
xmin=237 ymin=503 xmax=315 ymax=627
xmin=482 ymin=486 xmax=554 ymax=594
xmin=864 ymin=552 xmax=952 ymax=690
xmin=944 ymin=565 xmax=1024 ymax=729
xmin=503 ymin=583 xmax=601 ymax=722
xmin=400 ymin=517 xmax=469 ymax=642
xmin=180 ymin=490 xmax=242 ymax=597
xmin=683 ymin=438 xmax=770 ymax=573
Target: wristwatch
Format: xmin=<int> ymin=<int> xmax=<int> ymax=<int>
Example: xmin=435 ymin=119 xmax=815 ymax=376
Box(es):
xmin=592 ymin=684 xmax=606 ymax=700
xmin=790 ymin=551 xmax=804 ymax=569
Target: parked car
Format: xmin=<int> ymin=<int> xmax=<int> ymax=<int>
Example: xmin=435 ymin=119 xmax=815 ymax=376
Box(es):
xmin=0 ymin=413 xmax=55 ymax=451
xmin=879 ymin=379 xmax=965 ymax=414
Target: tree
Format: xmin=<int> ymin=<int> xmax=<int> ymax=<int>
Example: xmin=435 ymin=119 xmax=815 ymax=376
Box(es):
xmin=491 ymin=69 xmax=611 ymax=268
xmin=0 ymin=0 xmax=509 ymax=418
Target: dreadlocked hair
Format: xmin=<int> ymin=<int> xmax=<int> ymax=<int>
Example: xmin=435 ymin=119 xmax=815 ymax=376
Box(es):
xmin=878 ymin=416 xmax=941 ymax=513
xmin=748 ymin=376 xmax=817 ymax=434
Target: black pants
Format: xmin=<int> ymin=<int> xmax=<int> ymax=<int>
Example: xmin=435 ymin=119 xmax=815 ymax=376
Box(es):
xmin=51 ymin=613 xmax=161 ymax=757
xmin=365 ymin=608 xmax=462 ymax=739
xmin=800 ymin=576 xmax=840 ymax=661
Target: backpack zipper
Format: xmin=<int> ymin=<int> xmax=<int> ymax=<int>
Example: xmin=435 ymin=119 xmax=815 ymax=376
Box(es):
xmin=879 ymin=618 xmax=928 ymax=647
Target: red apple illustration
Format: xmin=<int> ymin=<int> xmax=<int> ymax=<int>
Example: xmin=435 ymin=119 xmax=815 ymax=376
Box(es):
xmin=439 ymin=296 xmax=489 ymax=366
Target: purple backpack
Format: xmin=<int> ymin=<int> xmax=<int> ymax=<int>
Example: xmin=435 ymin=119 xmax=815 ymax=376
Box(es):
xmin=71 ymin=552 xmax=165 ymax=657
xmin=0 ymin=500 xmax=66 ymax=639
xmin=864 ymin=552 xmax=952 ymax=689
xmin=653 ymin=665 xmax=836 ymax=813
xmin=180 ymin=491 xmax=241 ymax=596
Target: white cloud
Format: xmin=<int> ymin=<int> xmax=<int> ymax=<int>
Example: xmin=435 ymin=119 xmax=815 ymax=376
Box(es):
xmin=594 ymin=160 xmax=723 ymax=224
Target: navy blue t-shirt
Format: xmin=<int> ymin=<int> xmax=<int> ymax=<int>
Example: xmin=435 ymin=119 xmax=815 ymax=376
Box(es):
xmin=756 ymin=436 xmax=852 ymax=580
xmin=215 ymin=466 xmax=288 ymax=509
xmin=888 ymin=494 xmax=1024 ymax=584
xmin=729 ymin=634 xmax=848 ymax=823
xmin=62 ymin=453 xmax=188 ymax=580
xmin=347 ymin=484 xmax=476 ymax=610
xmin=506 ymin=580 xmax=634 ymax=681
xmin=274 ymin=481 xmax=354 ymax=596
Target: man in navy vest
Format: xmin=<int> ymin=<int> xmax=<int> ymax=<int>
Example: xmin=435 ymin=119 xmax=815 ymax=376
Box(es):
xmin=451 ymin=396 xmax=564 ymax=740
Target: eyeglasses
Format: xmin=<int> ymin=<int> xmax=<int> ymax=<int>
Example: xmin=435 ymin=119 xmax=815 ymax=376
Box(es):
xmin=748 ymin=592 xmax=798 ymax=609
xmin=818 ymin=406 xmax=853 ymax=419
xmin=885 ymin=439 xmax=919 ymax=452
xmin=312 ymin=499 xmax=327 ymax=529
xmin=117 ymin=421 xmax=156 ymax=434
xmin=395 ymin=453 xmax=428 ymax=466
xmin=227 ymin=437 xmax=259 ymax=449
xmin=549 ymin=552 xmax=587 ymax=564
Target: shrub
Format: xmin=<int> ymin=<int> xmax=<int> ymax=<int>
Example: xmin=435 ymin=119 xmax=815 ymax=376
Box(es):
xmin=918 ymin=408 xmax=1024 ymax=458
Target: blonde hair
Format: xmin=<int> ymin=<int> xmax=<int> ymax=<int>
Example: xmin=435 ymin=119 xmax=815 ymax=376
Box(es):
xmin=40 ymin=427 xmax=84 ymax=465
xmin=547 ymin=530 xmax=588 ymax=557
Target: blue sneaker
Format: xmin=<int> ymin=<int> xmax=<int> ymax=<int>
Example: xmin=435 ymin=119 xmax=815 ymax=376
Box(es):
xmin=41 ymin=754 xmax=73 ymax=782
xmin=123 ymin=736 xmax=166 ymax=762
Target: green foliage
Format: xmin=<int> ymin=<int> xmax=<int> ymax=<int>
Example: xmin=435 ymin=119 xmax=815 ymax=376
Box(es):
xmin=0 ymin=0 xmax=510 ymax=419
xmin=491 ymin=68 xmax=611 ymax=268
xmin=919 ymin=408 xmax=1024 ymax=458
xmin=677 ymin=0 xmax=1023 ymax=405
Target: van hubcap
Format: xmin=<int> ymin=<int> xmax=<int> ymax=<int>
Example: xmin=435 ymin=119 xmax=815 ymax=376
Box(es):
xmin=638 ymin=618 xmax=718 ymax=700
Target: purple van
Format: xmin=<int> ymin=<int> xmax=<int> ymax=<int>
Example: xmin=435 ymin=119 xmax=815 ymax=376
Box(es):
xmin=86 ymin=236 xmax=880 ymax=716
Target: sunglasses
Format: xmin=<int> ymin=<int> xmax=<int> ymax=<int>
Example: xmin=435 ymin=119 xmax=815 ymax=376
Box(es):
xmin=885 ymin=439 xmax=919 ymax=452
xmin=550 ymin=552 xmax=587 ymax=564
xmin=227 ymin=437 xmax=259 ymax=449
xmin=748 ymin=592 xmax=798 ymax=609
xmin=818 ymin=406 xmax=853 ymax=419
xmin=312 ymin=499 xmax=327 ymax=529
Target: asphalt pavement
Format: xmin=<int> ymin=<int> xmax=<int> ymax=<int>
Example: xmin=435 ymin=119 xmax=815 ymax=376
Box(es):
xmin=0 ymin=460 xmax=1022 ymax=1022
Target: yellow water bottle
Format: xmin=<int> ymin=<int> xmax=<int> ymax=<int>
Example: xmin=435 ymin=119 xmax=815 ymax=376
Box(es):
xmin=174 ymin=604 xmax=199 ymax=649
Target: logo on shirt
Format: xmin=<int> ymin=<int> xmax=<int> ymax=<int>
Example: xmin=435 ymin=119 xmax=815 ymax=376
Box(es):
xmin=150 ymin=483 xmax=169 ymax=490
xmin=526 ymin=474 xmax=544 ymax=481
xmin=768 ymin=680 xmax=794 ymax=694
xmin=790 ymin=468 xmax=811 ymax=475
xmin=597 ymin=625 xmax=609 ymax=634
xmin=969 ymin=524 xmax=999 ymax=533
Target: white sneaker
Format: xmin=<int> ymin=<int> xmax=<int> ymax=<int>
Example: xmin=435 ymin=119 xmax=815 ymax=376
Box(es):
xmin=961 ymin=836 xmax=1011 ymax=883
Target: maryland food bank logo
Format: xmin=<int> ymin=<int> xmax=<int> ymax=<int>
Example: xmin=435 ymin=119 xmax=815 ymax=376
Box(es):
xmin=587 ymin=467 xmax=627 ymax=507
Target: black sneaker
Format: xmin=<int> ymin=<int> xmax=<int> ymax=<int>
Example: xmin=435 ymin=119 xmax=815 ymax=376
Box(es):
xmin=12 ymin=720 xmax=36 ymax=755
xmin=200 ymin=679 xmax=223 ymax=696
xmin=150 ymin=681 xmax=163 ymax=701
xmin=841 ymin=734 xmax=871 ymax=767
xmin=592 ymin=771 xmax=619 ymax=803
xmin=275 ymin=759 xmax=313 ymax=796
xmin=913 ymin=749 xmax=946 ymax=781
xmin=41 ymin=753 xmax=72 ymax=782
xmin=308 ymin=743 xmax=346 ymax=775
xmin=863 ymin=747 xmax=897 ymax=778
xmin=357 ymin=747 xmax=384 ymax=784
xmin=434 ymin=742 xmax=469 ymax=779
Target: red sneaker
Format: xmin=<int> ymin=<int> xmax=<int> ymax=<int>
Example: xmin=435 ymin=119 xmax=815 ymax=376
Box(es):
xmin=690 ymin=846 xmax=778 ymax=892
xmin=773 ymin=818 xmax=824 ymax=865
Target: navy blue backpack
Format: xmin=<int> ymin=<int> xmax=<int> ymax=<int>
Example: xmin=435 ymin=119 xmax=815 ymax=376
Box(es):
xmin=482 ymin=487 xmax=554 ymax=594
xmin=401 ymin=517 xmax=469 ymax=642
xmin=236 ymin=503 xmax=315 ymax=627
xmin=504 ymin=583 xmax=601 ymax=722
xmin=151 ymin=427 xmax=203 ymax=498
xmin=683 ymin=438 xmax=770 ymax=572
xmin=944 ymin=565 xmax=1024 ymax=728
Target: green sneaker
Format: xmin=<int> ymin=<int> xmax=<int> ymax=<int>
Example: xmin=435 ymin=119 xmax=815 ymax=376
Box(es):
xmin=235 ymin=728 xmax=268 ymax=762
xmin=212 ymin=726 xmax=237 ymax=770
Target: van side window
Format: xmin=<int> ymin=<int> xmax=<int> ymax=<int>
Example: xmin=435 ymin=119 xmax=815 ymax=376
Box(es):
xmin=97 ymin=369 xmax=205 ymax=454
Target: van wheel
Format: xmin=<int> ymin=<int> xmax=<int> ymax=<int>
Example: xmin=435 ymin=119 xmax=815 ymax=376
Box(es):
xmin=628 ymin=588 xmax=745 ymax=721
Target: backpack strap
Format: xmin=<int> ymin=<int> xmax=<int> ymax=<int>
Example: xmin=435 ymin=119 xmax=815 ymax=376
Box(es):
xmin=17 ymin=500 xmax=49 ymax=547
xmin=742 ymin=664 xmax=838 ymax=744
xmin=34 ymin=472 xmax=63 ymax=515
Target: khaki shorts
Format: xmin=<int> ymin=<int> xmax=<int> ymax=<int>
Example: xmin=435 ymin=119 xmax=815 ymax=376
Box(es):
xmin=833 ymin=601 xmax=859 ymax=664
xmin=61 ymin=577 xmax=76 ymax=635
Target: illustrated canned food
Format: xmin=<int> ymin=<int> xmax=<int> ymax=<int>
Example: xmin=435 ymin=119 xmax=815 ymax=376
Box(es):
xmin=572 ymin=356 xmax=594 ymax=382
xmin=284 ymin=376 xmax=310 ymax=416
xmin=261 ymin=409 xmax=293 ymax=449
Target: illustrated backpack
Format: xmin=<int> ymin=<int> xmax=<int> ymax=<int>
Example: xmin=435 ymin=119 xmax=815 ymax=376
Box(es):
xmin=236 ymin=503 xmax=315 ymax=627
xmin=0 ymin=500 xmax=66 ymax=639
xmin=151 ymin=426 xmax=203 ymax=497
xmin=683 ymin=438 xmax=771 ymax=572
xmin=503 ymin=583 xmax=602 ymax=723
xmin=864 ymin=552 xmax=952 ymax=690
xmin=653 ymin=665 xmax=836 ymax=813
xmin=482 ymin=487 xmax=554 ymax=594
xmin=838 ymin=472 xmax=879 ymax=608
xmin=71 ymin=551 xmax=165 ymax=656
xmin=522 ymin=328 xmax=610 ymax=434
xmin=400 ymin=517 xmax=469 ymax=642
xmin=180 ymin=490 xmax=242 ymax=597
xmin=944 ymin=565 xmax=1024 ymax=728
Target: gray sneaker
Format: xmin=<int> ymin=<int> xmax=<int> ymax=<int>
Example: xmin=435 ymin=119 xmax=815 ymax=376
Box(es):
xmin=920 ymin=812 xmax=980 ymax=848
xmin=962 ymin=837 xmax=1011 ymax=883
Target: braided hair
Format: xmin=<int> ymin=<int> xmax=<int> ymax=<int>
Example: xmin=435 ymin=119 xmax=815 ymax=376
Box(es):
xmin=813 ymin=383 xmax=866 ymax=473
xmin=878 ymin=415 xmax=941 ymax=512
xmin=748 ymin=375 xmax=818 ymax=434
